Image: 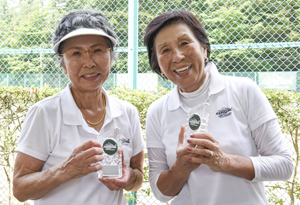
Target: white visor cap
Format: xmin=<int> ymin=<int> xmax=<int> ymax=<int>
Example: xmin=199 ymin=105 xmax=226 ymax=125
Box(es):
xmin=52 ymin=28 xmax=118 ymax=53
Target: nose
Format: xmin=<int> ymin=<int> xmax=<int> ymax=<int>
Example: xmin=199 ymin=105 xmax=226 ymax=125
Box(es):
xmin=82 ymin=51 xmax=96 ymax=68
xmin=172 ymin=48 xmax=185 ymax=63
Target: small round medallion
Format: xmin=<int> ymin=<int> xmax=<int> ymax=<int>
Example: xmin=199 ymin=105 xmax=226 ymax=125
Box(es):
xmin=189 ymin=114 xmax=201 ymax=131
xmin=103 ymin=138 xmax=118 ymax=155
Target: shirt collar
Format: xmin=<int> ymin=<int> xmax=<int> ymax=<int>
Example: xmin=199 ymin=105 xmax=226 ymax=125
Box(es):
xmin=168 ymin=87 xmax=182 ymax=111
xmin=102 ymin=90 xmax=122 ymax=126
xmin=208 ymin=62 xmax=224 ymax=95
xmin=61 ymin=83 xmax=122 ymax=126
xmin=167 ymin=62 xmax=224 ymax=111
xmin=61 ymin=83 xmax=82 ymax=125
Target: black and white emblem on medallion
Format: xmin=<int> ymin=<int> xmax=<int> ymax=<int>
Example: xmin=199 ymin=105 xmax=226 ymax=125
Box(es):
xmin=189 ymin=114 xmax=201 ymax=130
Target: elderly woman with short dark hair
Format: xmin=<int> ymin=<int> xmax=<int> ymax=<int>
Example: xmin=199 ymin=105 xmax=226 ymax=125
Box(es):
xmin=13 ymin=10 xmax=145 ymax=205
xmin=144 ymin=9 xmax=293 ymax=205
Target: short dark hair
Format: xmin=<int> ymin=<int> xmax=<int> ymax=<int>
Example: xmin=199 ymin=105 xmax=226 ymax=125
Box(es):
xmin=144 ymin=9 xmax=210 ymax=77
xmin=52 ymin=10 xmax=117 ymax=67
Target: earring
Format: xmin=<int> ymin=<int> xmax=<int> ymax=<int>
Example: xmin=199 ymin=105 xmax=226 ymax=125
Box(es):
xmin=205 ymin=57 xmax=208 ymax=62
xmin=161 ymin=73 xmax=166 ymax=77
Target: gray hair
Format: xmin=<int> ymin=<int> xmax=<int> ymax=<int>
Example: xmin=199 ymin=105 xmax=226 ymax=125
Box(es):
xmin=52 ymin=10 xmax=118 ymax=68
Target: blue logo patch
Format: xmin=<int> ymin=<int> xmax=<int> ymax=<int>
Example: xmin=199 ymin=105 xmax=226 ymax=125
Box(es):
xmin=216 ymin=107 xmax=232 ymax=118
xmin=121 ymin=138 xmax=130 ymax=146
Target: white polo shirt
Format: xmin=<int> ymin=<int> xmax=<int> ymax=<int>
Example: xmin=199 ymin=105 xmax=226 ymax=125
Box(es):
xmin=146 ymin=63 xmax=293 ymax=205
xmin=17 ymin=83 xmax=145 ymax=205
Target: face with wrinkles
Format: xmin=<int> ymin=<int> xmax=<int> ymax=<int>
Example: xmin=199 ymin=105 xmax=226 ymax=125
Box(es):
xmin=154 ymin=22 xmax=207 ymax=92
xmin=61 ymin=35 xmax=112 ymax=93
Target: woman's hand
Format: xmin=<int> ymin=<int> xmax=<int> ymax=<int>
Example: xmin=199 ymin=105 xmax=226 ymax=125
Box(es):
xmin=155 ymin=125 xmax=200 ymax=196
xmin=175 ymin=125 xmax=201 ymax=174
xmin=185 ymin=132 xmax=229 ymax=172
xmin=13 ymin=139 xmax=103 ymax=202
xmin=98 ymin=151 xmax=130 ymax=191
xmin=61 ymin=139 xmax=104 ymax=180
xmin=99 ymin=150 xmax=144 ymax=191
xmin=186 ymin=132 xmax=255 ymax=180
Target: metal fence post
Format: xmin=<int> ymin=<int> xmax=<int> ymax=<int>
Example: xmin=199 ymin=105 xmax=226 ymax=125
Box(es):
xmin=127 ymin=2 xmax=138 ymax=204
xmin=127 ymin=191 xmax=137 ymax=205
xmin=128 ymin=0 xmax=138 ymax=89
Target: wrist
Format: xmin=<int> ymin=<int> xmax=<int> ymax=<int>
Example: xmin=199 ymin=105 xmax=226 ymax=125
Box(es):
xmin=124 ymin=169 xmax=138 ymax=191
xmin=171 ymin=160 xmax=192 ymax=177
xmin=52 ymin=162 xmax=73 ymax=183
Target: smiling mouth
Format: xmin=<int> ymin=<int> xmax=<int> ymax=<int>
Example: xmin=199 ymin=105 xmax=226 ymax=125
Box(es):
xmin=174 ymin=65 xmax=191 ymax=74
xmin=82 ymin=73 xmax=99 ymax=78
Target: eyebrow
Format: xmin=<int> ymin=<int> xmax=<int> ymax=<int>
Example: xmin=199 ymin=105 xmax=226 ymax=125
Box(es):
xmin=91 ymin=43 xmax=107 ymax=48
xmin=156 ymin=34 xmax=190 ymax=50
xmin=156 ymin=42 xmax=169 ymax=50
xmin=177 ymin=34 xmax=189 ymax=40
xmin=65 ymin=43 xmax=107 ymax=51
xmin=65 ymin=46 xmax=82 ymax=51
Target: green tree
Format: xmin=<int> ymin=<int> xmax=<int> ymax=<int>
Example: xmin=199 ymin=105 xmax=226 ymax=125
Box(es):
xmin=264 ymin=89 xmax=300 ymax=205
xmin=0 ymin=0 xmax=298 ymax=82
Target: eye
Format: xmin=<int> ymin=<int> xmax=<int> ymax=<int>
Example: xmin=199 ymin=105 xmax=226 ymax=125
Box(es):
xmin=94 ymin=48 xmax=104 ymax=53
xmin=71 ymin=51 xmax=81 ymax=56
xmin=181 ymin=41 xmax=189 ymax=46
xmin=162 ymin=48 xmax=170 ymax=54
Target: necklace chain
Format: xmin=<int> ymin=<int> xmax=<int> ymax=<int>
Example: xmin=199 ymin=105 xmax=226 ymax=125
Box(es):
xmin=82 ymin=93 xmax=106 ymax=126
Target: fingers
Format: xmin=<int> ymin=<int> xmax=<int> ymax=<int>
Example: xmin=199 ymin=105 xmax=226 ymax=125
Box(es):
xmin=98 ymin=149 xmax=131 ymax=191
xmin=74 ymin=140 xmax=102 ymax=154
xmin=66 ymin=147 xmax=103 ymax=171
xmin=186 ymin=146 xmax=213 ymax=158
xmin=207 ymin=150 xmax=214 ymax=159
xmin=72 ymin=140 xmax=103 ymax=163
xmin=99 ymin=178 xmax=124 ymax=191
xmin=99 ymin=169 xmax=129 ymax=191
xmin=191 ymin=132 xmax=217 ymax=143
xmin=187 ymin=132 xmax=217 ymax=150
xmin=178 ymin=124 xmax=185 ymax=147
xmin=120 ymin=150 xmax=127 ymax=169
xmin=78 ymin=147 xmax=103 ymax=162
xmin=99 ymin=166 xmax=129 ymax=191
xmin=62 ymin=140 xmax=104 ymax=178
xmin=186 ymin=132 xmax=218 ymax=161
xmin=87 ymin=163 xmax=102 ymax=173
xmin=188 ymin=138 xmax=213 ymax=150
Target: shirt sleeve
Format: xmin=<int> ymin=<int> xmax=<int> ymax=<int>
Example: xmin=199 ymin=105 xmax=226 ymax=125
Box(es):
xmin=148 ymin=148 xmax=175 ymax=203
xmin=249 ymin=119 xmax=294 ymax=182
xmin=145 ymin=103 xmax=165 ymax=149
xmin=17 ymin=105 xmax=52 ymax=161
xmin=242 ymin=78 xmax=277 ymax=131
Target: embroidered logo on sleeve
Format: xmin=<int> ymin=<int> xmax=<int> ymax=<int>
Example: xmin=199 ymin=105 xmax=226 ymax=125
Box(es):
xmin=216 ymin=107 xmax=232 ymax=118
xmin=121 ymin=138 xmax=130 ymax=146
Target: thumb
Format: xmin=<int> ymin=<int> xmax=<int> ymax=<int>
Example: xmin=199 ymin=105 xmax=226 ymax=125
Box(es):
xmin=178 ymin=124 xmax=186 ymax=147
xmin=120 ymin=149 xmax=127 ymax=169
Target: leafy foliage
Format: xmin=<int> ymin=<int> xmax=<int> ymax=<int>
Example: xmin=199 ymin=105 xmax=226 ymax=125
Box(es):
xmin=0 ymin=85 xmax=59 ymax=167
xmin=0 ymin=85 xmax=59 ymax=204
xmin=264 ymin=89 xmax=300 ymax=205
xmin=109 ymin=85 xmax=170 ymax=130
xmin=0 ymin=0 xmax=298 ymax=77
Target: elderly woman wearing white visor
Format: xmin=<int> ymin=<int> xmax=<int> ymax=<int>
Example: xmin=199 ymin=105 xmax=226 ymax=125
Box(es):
xmin=13 ymin=10 xmax=145 ymax=205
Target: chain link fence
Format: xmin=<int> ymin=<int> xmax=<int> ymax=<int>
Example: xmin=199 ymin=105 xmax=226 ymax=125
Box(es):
xmin=0 ymin=0 xmax=299 ymax=204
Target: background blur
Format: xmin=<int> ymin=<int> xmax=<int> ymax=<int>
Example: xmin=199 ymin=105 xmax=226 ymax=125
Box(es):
xmin=0 ymin=0 xmax=299 ymax=204
xmin=0 ymin=0 xmax=299 ymax=92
